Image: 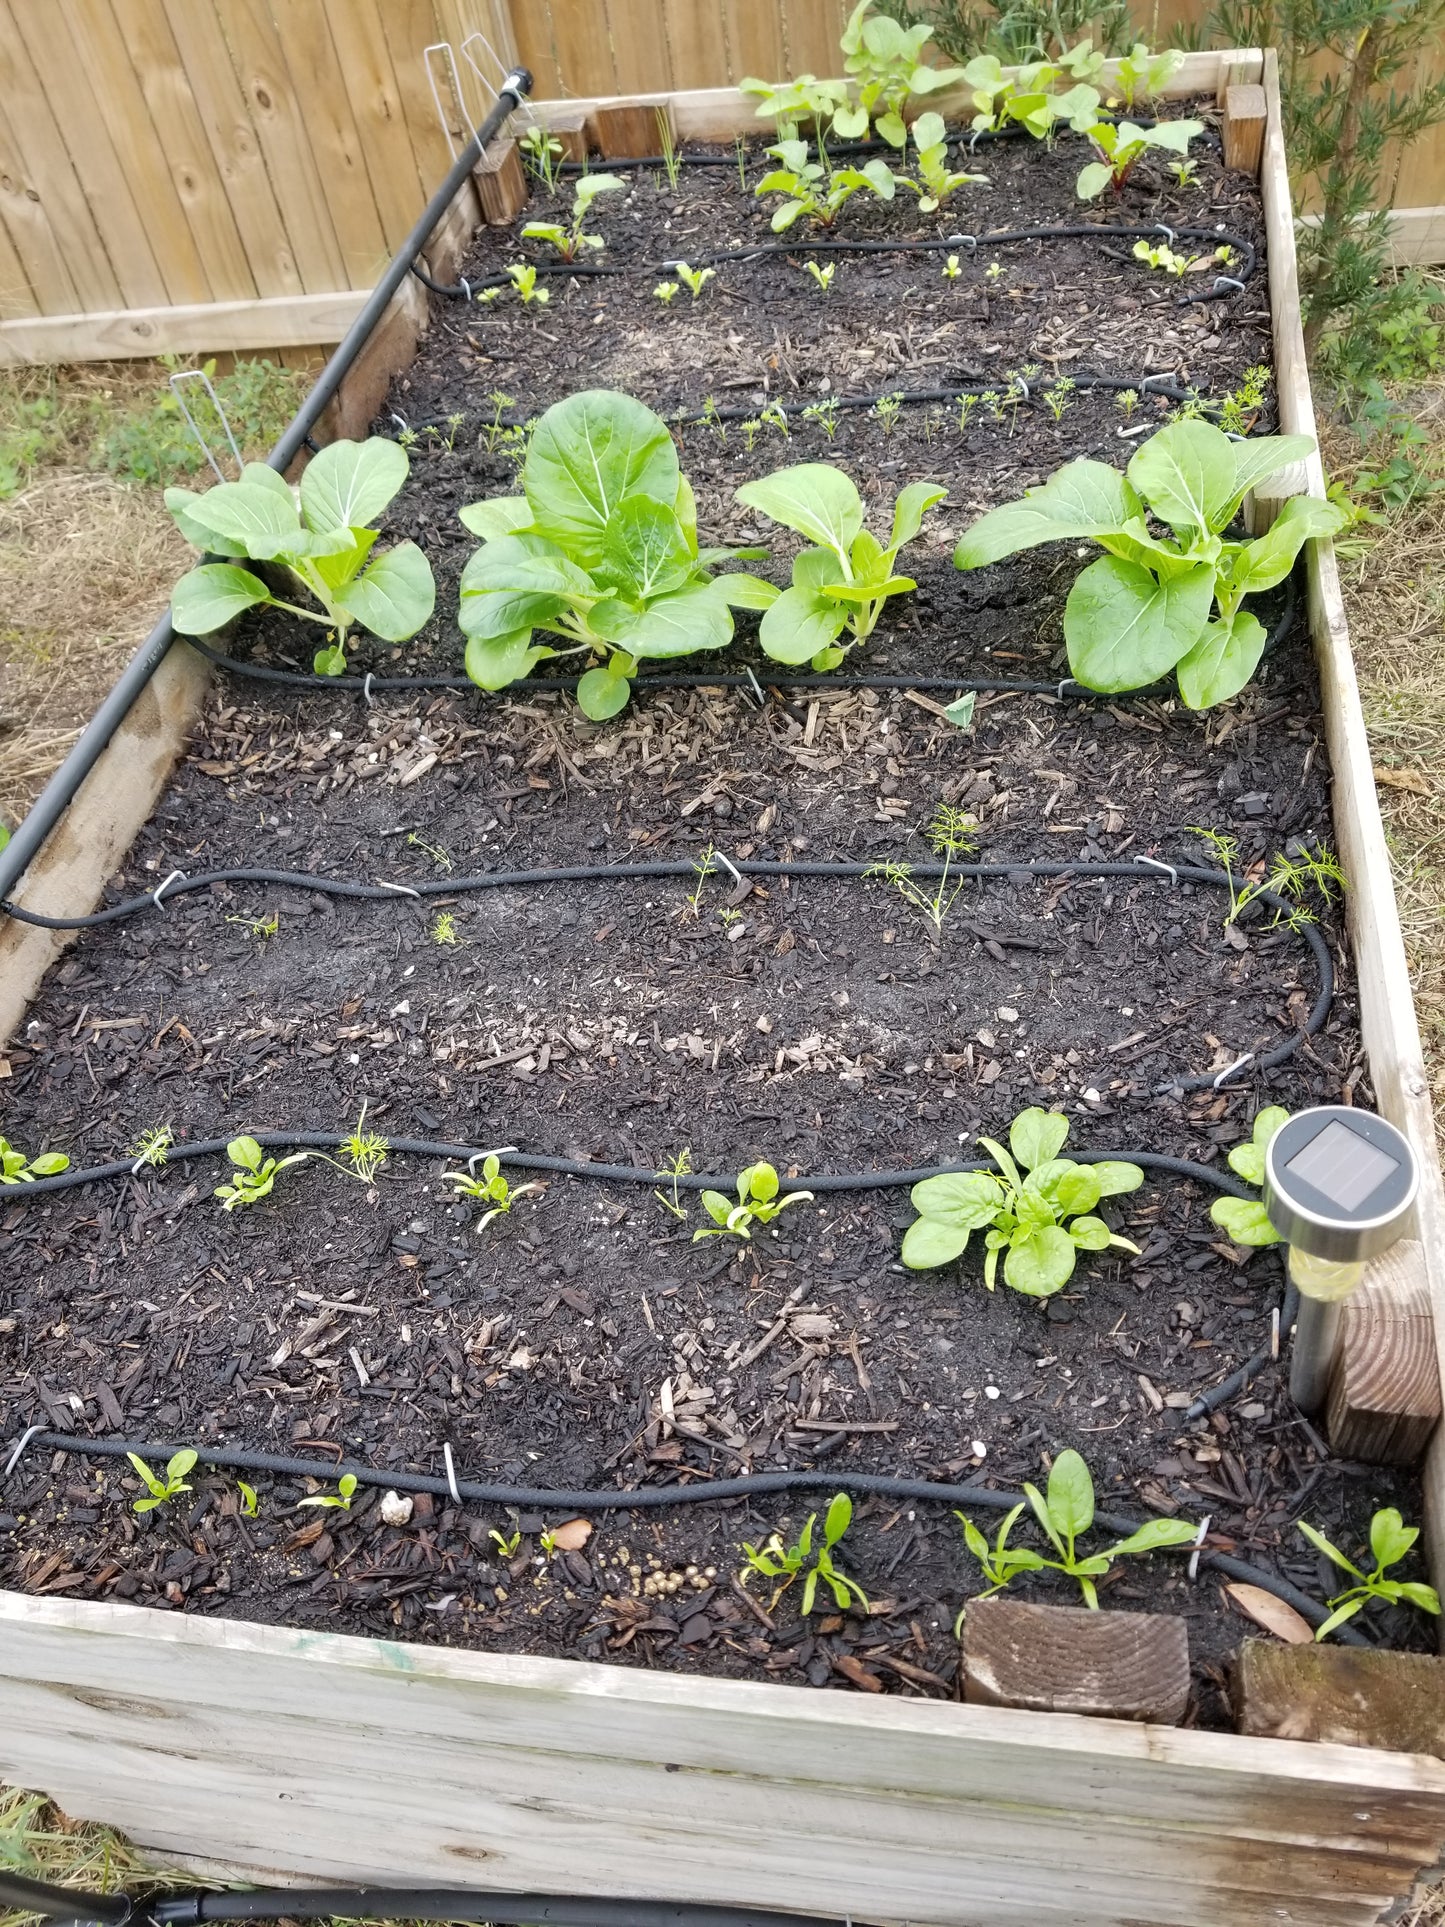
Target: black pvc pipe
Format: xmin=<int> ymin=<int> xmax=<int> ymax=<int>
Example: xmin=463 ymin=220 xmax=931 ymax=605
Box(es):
xmin=162 ymin=1895 xmax=867 ymax=1927
xmin=0 ymin=69 xmax=533 ymax=914
xmin=0 ymin=1875 xmax=131 ymax=1927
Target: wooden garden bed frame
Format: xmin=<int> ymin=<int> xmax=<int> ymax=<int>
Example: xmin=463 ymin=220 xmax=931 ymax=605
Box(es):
xmin=3 ymin=50 xmax=1445 ymax=1927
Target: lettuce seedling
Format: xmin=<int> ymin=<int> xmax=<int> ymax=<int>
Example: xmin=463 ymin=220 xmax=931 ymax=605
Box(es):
xmin=1076 ymin=116 xmax=1202 ymax=198
xmin=215 ymin=1135 xmax=310 ymax=1211
xmin=1112 ymin=42 xmax=1186 ymax=109
xmin=741 ymin=1492 xmax=869 ymax=1613
xmin=901 ymin=111 xmax=989 ymax=211
xmin=1300 ymin=1508 xmax=1442 ymax=1641
xmin=694 ymin=1162 xmax=813 ymax=1241
xmin=1209 ymin=1105 xmax=1289 ymax=1248
xmin=166 ymin=438 xmax=435 ymax=675
xmin=522 ymin=172 xmax=625 ymax=260
xmin=0 ymin=1137 xmax=69 ymax=1183
xmin=459 ymin=390 xmax=774 ymax=721
xmin=755 ymin=138 xmax=898 ymax=230
xmin=674 ymin=262 xmax=715 ymax=299
xmin=903 ymin=1107 xmax=1143 ymax=1296
xmin=953 ymin=419 xmax=1348 ymax=707
xmin=734 ymin=463 xmax=945 ymax=670
xmin=127 ymin=1448 xmax=198 ymax=1515
xmin=834 ymin=0 xmax=966 ymax=146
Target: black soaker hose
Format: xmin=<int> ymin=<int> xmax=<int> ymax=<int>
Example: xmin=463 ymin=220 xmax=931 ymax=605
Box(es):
xmin=0 ymin=72 xmax=535 ymax=913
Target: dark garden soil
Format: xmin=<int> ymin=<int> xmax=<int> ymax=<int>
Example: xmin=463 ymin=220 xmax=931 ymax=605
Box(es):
xmin=0 ymin=106 xmax=1430 ymax=1724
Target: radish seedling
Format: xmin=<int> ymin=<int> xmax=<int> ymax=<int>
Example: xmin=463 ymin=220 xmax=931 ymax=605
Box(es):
xmin=522 ymin=173 xmax=625 ymax=261
xmin=654 ymin=281 xmax=680 ymax=303
xmin=756 ymin=138 xmax=898 ymax=230
xmin=1076 ymin=117 xmax=1203 ymax=199
xmin=901 ymin=111 xmax=988 ymax=211
xmin=694 ymin=1162 xmax=814 ymax=1241
xmin=507 ymin=263 xmax=550 ymax=306
xmin=834 ymin=1 xmax=965 ymax=147
xmin=1112 ymin=43 xmax=1186 ymax=110
xmin=1300 ymin=1508 xmax=1441 ymax=1640
xmin=127 ymin=1448 xmax=197 ymax=1515
xmin=740 ymin=1492 xmax=869 ymax=1613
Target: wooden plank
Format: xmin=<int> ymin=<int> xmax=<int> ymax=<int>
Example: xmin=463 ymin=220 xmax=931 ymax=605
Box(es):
xmin=0 ymin=290 xmax=371 ymax=366
xmin=0 ymin=0 xmax=121 ymax=313
xmin=498 ymin=0 xmax=563 ymax=101
xmin=1327 ymin=1240 xmax=1441 ymax=1464
xmin=3 ymin=1596 xmax=1445 ymax=1927
xmin=475 ymin=141 xmax=528 ymax=223
xmin=0 ymin=92 xmax=79 ymax=316
xmin=108 ymin=0 xmax=257 ymax=303
xmin=57 ymin=0 xmax=213 ymax=307
xmin=725 ymin=0 xmax=788 ymax=82
xmin=0 ymin=198 xmax=38 ymax=319
xmin=1235 ymin=1641 xmax=1445 ymax=1757
xmin=663 ymin=7 xmax=736 ymax=89
xmin=1382 ymin=203 xmax=1445 ymax=266
xmin=961 ymin=1599 xmax=1190 ymax=1723
xmin=1222 ymin=82 xmax=1267 ymax=175
xmin=210 ymin=0 xmax=349 ymax=297
xmin=7 ymin=0 xmax=168 ymax=311
xmin=549 ymin=0 xmax=617 ymax=100
xmin=784 ymin=0 xmax=849 ymax=78
xmin=606 ymin=0 xmax=676 ymax=96
xmin=320 ymin=0 xmax=429 ymax=254
xmin=588 ymin=97 xmax=674 ymax=159
xmin=377 ymin=0 xmax=463 ymax=195
xmin=269 ymin=1 xmax=390 ymax=290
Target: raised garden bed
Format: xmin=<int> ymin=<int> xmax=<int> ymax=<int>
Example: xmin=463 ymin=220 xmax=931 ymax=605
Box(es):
xmin=3 ymin=44 xmax=1445 ymax=1927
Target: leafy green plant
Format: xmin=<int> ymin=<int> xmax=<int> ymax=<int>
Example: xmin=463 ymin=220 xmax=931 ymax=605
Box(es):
xmin=835 ymin=0 xmax=967 ymax=144
xmin=953 ymin=419 xmax=1348 ymax=707
xmin=694 ymin=1162 xmax=814 ymax=1241
xmin=1217 ymin=364 xmax=1271 ymax=435
xmin=1170 ymin=156 xmax=1199 ymax=188
xmin=1077 ymin=117 xmax=1202 ymax=199
xmin=740 ymin=1492 xmax=869 ymax=1613
xmin=237 ymin=1481 xmax=260 ymax=1519
xmin=1300 ymin=1509 xmax=1442 ymax=1641
xmin=866 ymin=801 xmax=978 ymax=937
xmin=1133 ymin=238 xmax=1192 ymax=278
xmin=299 ymin=1473 xmax=358 ymax=1512
xmin=903 ymin=1107 xmax=1143 ymax=1295
xmin=805 ymin=261 xmax=838 ymax=293
xmin=655 ymin=281 xmax=680 ymax=303
xmin=1193 ymin=826 xmax=1348 ymax=931
xmin=954 ymin=1503 xmax=1046 ymax=1605
xmin=506 ymin=263 xmax=551 ymax=306
xmin=522 ymin=173 xmax=625 ymax=261
xmin=962 ymin=54 xmax=1101 ymax=136
xmin=873 ymin=392 xmax=904 ymax=437
xmin=214 ymin=1135 xmax=310 ymax=1211
xmin=520 ymin=124 xmax=563 ymax=191
xmin=739 ymin=75 xmax=851 ymax=153
xmin=166 ymin=438 xmax=435 ymax=676
xmin=129 ymin=1124 xmax=174 ymax=1169
xmin=459 ymin=390 xmax=774 ymax=721
xmin=735 ymin=463 xmax=945 ymax=670
xmin=1209 ymin=1105 xmax=1290 ymax=1248
xmin=490 ymin=1526 xmax=522 ymax=1558
xmin=432 ymin=910 xmax=461 ymax=945
xmin=959 ymin=1450 xmax=1197 ymax=1610
xmin=445 ymin=1150 xmax=543 ymax=1229
xmin=127 ymin=1449 xmax=198 ymax=1515
xmin=943 ymin=253 xmax=963 ymax=279
xmin=654 ymin=1147 xmax=694 ymax=1220
xmin=804 ymin=398 xmax=841 ymax=440
xmin=674 ymin=262 xmax=715 ymax=299
xmin=756 ymin=138 xmax=899 ymax=230
xmin=1112 ymin=42 xmax=1186 ymax=108
xmin=0 ymin=1138 xmax=70 ymax=1184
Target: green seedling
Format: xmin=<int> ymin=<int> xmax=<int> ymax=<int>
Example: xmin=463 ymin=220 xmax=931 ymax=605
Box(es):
xmin=981 ymin=389 xmax=1004 ymax=422
xmin=903 ymin=1107 xmax=1144 ymax=1297
xmin=734 ymin=134 xmax=749 ymax=193
xmin=299 ymin=1473 xmax=358 ymax=1512
xmin=127 ymin=1448 xmax=198 ymax=1515
xmin=740 ymin=1492 xmax=869 ymax=1614
xmin=424 ymin=412 xmax=466 ymax=455
xmin=956 ymin=393 xmax=979 ymax=433
xmin=657 ymin=109 xmax=683 ymax=191
xmin=1209 ymin=1105 xmax=1290 ymax=1248
xmin=655 ymin=281 xmax=680 ymax=304
xmin=1077 ymin=117 xmax=1203 ymax=199
xmin=756 ymin=137 xmax=898 ymax=231
xmin=741 ymin=418 xmax=763 ymax=454
xmin=1043 ymin=377 xmax=1076 ymax=421
xmin=959 ymin=1449 xmax=1196 ymax=1612
xmin=835 ymin=1 xmax=965 ymax=146
xmin=166 ymin=438 xmax=435 ymax=676
xmin=954 ymin=419 xmax=1347 ymax=708
xmin=1114 ymin=387 xmax=1139 ymax=422
xmin=734 ymin=463 xmax=945 ymax=670
xmin=1170 ymin=157 xmax=1199 ymax=189
xmin=522 ymin=173 xmax=625 ymax=261
xmin=481 ymin=391 xmax=515 ymax=455
xmin=694 ymin=1161 xmax=813 ymax=1241
xmin=432 ymin=910 xmax=461 ymax=946
xmin=459 ymin=389 xmax=773 ymax=722
xmin=0 ymin=1137 xmax=70 ymax=1184
xmin=338 ymin=1104 xmax=389 ymax=1185
xmin=686 ymin=843 xmax=718 ymax=917
xmin=985 ymin=260 xmax=1003 ymax=283
xmin=953 ymin=1504 xmax=1046 ymax=1611
xmin=129 ymin=1124 xmax=174 ymax=1169
xmin=539 ymin=1526 xmax=560 ymax=1558
xmin=214 ymin=1135 xmax=310 ymax=1211
xmin=866 ymin=801 xmax=978 ymax=939
xmin=674 ymin=262 xmax=715 ymax=299
xmin=490 ymin=1526 xmax=522 ymax=1559
xmin=1193 ymin=826 xmax=1347 ymax=931
xmin=507 ymin=263 xmax=551 ymax=306
xmin=225 ymin=910 xmax=278 ymax=941
xmin=520 ymin=124 xmax=564 ymax=191
xmin=1112 ymin=43 xmax=1186 ymax=110
xmin=701 ymin=395 xmax=727 ymax=444
xmin=803 ymin=398 xmax=839 ymax=441
xmin=407 ymin=830 xmax=452 ymax=872
xmin=445 ymin=1149 xmax=543 ymax=1229
xmin=654 ymin=1146 xmax=694 ymax=1220
xmin=761 ymin=401 xmax=791 ymax=439
xmin=1217 ymin=365 xmax=1271 ymax=436
xmin=873 ymin=391 xmax=904 ymax=437
xmin=1301 ymin=1508 xmax=1442 ymax=1641
xmin=901 ymin=111 xmax=988 ymax=211
xmin=805 ymin=260 xmax=837 ymax=294
xmin=1133 ymin=239 xmax=1192 ymax=278
xmin=237 ymin=1481 xmax=260 ymax=1519
xmin=943 ymin=253 xmax=963 ymax=279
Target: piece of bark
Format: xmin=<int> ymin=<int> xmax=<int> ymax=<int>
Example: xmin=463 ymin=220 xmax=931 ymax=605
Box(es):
xmin=1234 ymin=1640 xmax=1445 ymax=1756
xmin=962 ymin=1598 xmax=1190 ymax=1723
xmin=1222 ymin=83 xmax=1267 ymax=175
xmin=587 ymin=97 xmax=672 ymax=160
xmin=1327 ymin=1241 xmax=1441 ymax=1465
xmin=476 ymin=141 xmax=527 ymax=225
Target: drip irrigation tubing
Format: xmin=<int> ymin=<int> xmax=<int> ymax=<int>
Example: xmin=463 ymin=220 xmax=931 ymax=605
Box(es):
xmin=0 ymin=856 xmax=1331 ymax=1099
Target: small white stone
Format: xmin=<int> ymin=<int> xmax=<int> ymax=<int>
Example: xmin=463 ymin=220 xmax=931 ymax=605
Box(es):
xmin=984 ymin=1384 xmax=1001 ymax=1400
xmin=1082 ymin=1087 xmax=1101 ymax=1102
xmin=756 ymin=1014 xmax=773 ymax=1033
xmin=998 ymin=1006 xmax=1020 ymax=1022
xmin=380 ymin=1490 xmax=413 ymax=1527
xmin=972 ymin=1440 xmax=987 ymax=1458
xmin=390 ymin=999 xmax=411 ymax=1016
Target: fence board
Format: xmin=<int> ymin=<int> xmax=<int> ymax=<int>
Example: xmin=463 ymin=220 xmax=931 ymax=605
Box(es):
xmin=504 ymin=1 xmax=563 ymax=100
xmin=724 ymin=0 xmax=789 ymax=81
xmin=377 ymin=0 xmax=461 ymax=192
xmin=784 ymin=0 xmax=851 ymax=75
xmin=608 ymin=0 xmax=676 ymax=94
xmin=0 ymin=198 xmax=38 ymax=319
xmin=549 ymin=0 xmax=619 ymax=102
xmin=0 ymin=93 xmax=79 ymax=317
xmin=320 ymin=0 xmax=429 ymax=254
xmin=662 ymin=7 xmax=733 ymax=90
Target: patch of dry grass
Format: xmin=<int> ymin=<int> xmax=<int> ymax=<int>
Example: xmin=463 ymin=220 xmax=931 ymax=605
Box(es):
xmin=0 ymin=1785 xmax=163 ymax=1927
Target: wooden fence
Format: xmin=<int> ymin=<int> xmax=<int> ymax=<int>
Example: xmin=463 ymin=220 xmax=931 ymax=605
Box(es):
xmin=1 ymin=0 xmax=1443 ymax=365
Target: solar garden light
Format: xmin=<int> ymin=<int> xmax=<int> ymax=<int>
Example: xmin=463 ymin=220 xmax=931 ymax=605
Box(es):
xmin=1264 ymin=1106 xmax=1420 ymax=1414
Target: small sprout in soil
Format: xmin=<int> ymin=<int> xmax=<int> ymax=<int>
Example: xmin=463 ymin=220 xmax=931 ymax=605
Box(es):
xmin=539 ymin=1526 xmax=561 ymax=1559
xmin=954 ymin=418 xmax=1347 ymax=708
xmin=943 ymin=253 xmax=963 ymax=279
xmin=407 ymin=830 xmax=452 ymax=872
xmin=675 ymin=261 xmax=715 ymax=299
xmin=694 ymin=1161 xmax=813 ymax=1241
xmin=1170 ymin=157 xmax=1199 ymax=189
xmin=520 ymin=124 xmax=563 ymax=192
xmin=1300 ymin=1508 xmax=1442 ymax=1640
xmin=717 ymin=905 xmax=742 ymax=927
xmin=445 ymin=1150 xmax=543 ymax=1230
xmin=1043 ymin=377 xmax=1076 ymax=421
xmin=953 ymin=1503 xmax=1045 ymax=1608
xmin=1217 ymin=364 xmax=1271 ymax=436
xmin=425 ymin=413 xmax=466 ymax=454
xmin=214 ymin=1135 xmax=310 ymax=1212
xmin=985 ymin=260 xmax=1003 ymax=283
xmin=657 ymin=109 xmax=683 ymax=192
xmin=397 ymin=425 xmax=419 ymax=448
xmin=127 ymin=1448 xmax=197 ymax=1515
xmin=803 ymin=398 xmax=839 ymax=441
xmin=654 ymin=281 xmax=680 ymax=304
xmin=1209 ymin=1105 xmax=1290 ymax=1249
xmin=980 ymin=388 xmax=1004 ymax=422
xmin=740 ymin=1491 xmax=868 ymax=1614
xmin=654 ymin=1146 xmax=694 ymax=1220
xmin=237 ymin=1480 xmax=260 ymax=1519
xmin=507 ymin=263 xmax=551 ymax=307
xmin=755 ymin=137 xmax=898 ymax=231
xmin=687 ymin=843 xmax=718 ymax=917
xmin=701 ymin=395 xmax=727 ymax=445
xmin=299 ymin=1473 xmax=358 ymax=1512
xmin=129 ymin=1124 xmax=174 ymax=1169
xmin=0 ymin=1137 xmax=70 ymax=1184
xmin=1133 ymin=238 xmax=1191 ymax=278
xmin=490 ymin=1526 xmax=522 ymax=1559
xmin=734 ymin=463 xmax=945 ymax=670
xmin=901 ymin=110 xmax=988 ymax=211
xmin=166 ymin=436 xmax=435 ymax=676
xmin=476 ymin=286 xmax=503 ymax=305
xmin=1114 ymin=387 xmax=1139 ymax=422
xmin=431 ymin=910 xmax=461 ymax=946
xmin=956 ymin=393 xmax=979 ymax=433
xmin=339 ymin=1104 xmax=388 ymax=1185
xmin=873 ymin=390 xmax=904 ymax=436
xmin=866 ymin=800 xmax=978 ymax=939
xmin=1193 ymin=825 xmax=1347 ymax=930
xmin=225 ymin=910 xmax=278 ymax=942
xmin=1112 ymin=43 xmax=1186 ymax=112
xmin=522 ymin=172 xmax=625 ymax=261
xmin=760 ymin=400 xmax=791 ymax=439
xmin=1077 ymin=117 xmax=1202 ymax=200
xmin=481 ymin=391 xmax=515 ymax=454
xmin=741 ymin=418 xmax=763 ymax=454
xmin=959 ymin=1449 xmax=1197 ymax=1614
xmin=805 ymin=260 xmax=838 ymax=294
xmin=903 ymin=1107 xmax=1144 ymax=1296
xmin=734 ymin=134 xmax=748 ymax=194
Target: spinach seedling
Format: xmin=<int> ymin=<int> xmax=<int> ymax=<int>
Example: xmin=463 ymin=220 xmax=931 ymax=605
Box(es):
xmin=654 ymin=1146 xmax=694 ymax=1220
xmin=954 ymin=418 xmax=1348 ymax=707
xmin=522 ymin=172 xmax=625 ymax=260
xmin=902 ymin=111 xmax=988 ymax=211
xmin=674 ymin=261 xmax=715 ymax=299
xmin=445 ymin=1150 xmax=543 ymax=1229
xmin=299 ymin=1473 xmax=358 ymax=1512
xmin=654 ymin=281 xmax=680 ymax=304
xmin=865 ymin=801 xmax=977 ymax=939
xmin=903 ymin=1107 xmax=1143 ymax=1296
xmin=805 ymin=260 xmax=837 ymax=294
xmin=1300 ymin=1508 xmax=1442 ymax=1640
xmin=459 ymin=389 xmax=774 ymax=721
xmin=519 ymin=124 xmax=563 ymax=191
xmin=995 ymin=1450 xmax=1196 ymax=1607
xmin=1077 ymin=117 xmax=1203 ymax=199
xmin=1112 ymin=42 xmax=1186 ymax=109
xmin=127 ymin=1449 xmax=198 ymax=1514
xmin=166 ymin=438 xmax=435 ymax=676
xmin=734 ymin=463 xmax=945 ymax=670
xmin=740 ymin=1492 xmax=869 ymax=1613
xmin=695 ymin=1162 xmax=813 ymax=1241
xmin=755 ymin=138 xmax=897 ymax=231
xmin=0 ymin=1138 xmax=70 ymax=1184
xmin=129 ymin=1124 xmax=174 ymax=1169
xmin=1209 ymin=1105 xmax=1290 ymax=1248
xmin=953 ymin=1503 xmax=1046 ymax=1611
xmin=214 ymin=1135 xmax=310 ymax=1211
xmin=237 ymin=1481 xmax=260 ymax=1519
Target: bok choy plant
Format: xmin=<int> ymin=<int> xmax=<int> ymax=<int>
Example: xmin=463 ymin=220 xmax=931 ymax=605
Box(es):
xmin=458 ymin=390 xmax=775 ymax=721
xmin=834 ymin=0 xmax=966 ymax=146
xmin=952 ymin=420 xmax=1347 ymax=707
xmin=166 ymin=439 xmax=435 ymax=675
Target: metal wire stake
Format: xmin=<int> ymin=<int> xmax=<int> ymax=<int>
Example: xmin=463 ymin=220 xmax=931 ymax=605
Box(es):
xmin=169 ymin=369 xmax=244 ymax=484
